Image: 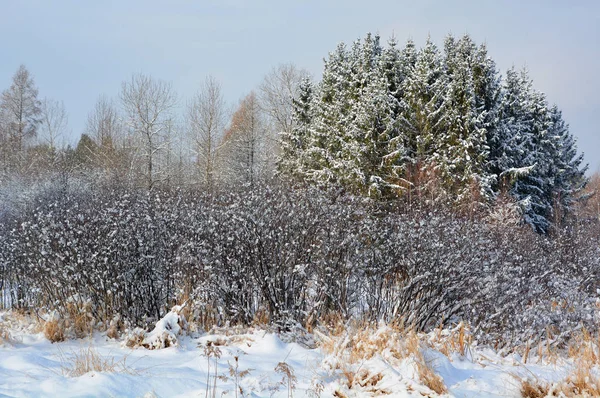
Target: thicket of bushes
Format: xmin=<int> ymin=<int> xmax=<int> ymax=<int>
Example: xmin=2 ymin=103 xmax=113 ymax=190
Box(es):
xmin=1 ymin=177 xmax=598 ymax=347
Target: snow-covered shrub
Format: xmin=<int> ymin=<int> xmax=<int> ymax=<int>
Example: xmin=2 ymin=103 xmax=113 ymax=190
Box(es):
xmin=129 ymin=304 xmax=189 ymax=350
xmin=1 ymin=178 xmax=599 ymax=347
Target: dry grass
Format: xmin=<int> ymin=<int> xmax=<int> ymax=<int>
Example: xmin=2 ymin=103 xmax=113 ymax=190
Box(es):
xmin=39 ymin=302 xmax=95 ymax=342
xmin=252 ymin=306 xmax=270 ymax=327
xmin=518 ymin=329 xmax=600 ymax=397
xmin=318 ymin=324 xmax=447 ymax=395
xmin=559 ymin=331 xmax=600 ymax=397
xmin=432 ymin=322 xmax=472 ymax=359
xmin=559 ymin=364 xmax=600 ymax=397
xmin=417 ymin=359 xmax=447 ymax=395
xmin=59 ymin=346 xmax=136 ymax=377
xmin=0 ymin=310 xmax=41 ymax=345
xmin=407 ymin=332 xmax=448 ymax=395
xmin=124 ymin=328 xmax=146 ymax=348
xmin=106 ymin=316 xmax=124 ymax=340
xmin=521 ymin=378 xmax=550 ymax=398
xmin=65 ymin=302 xmax=95 ymax=339
xmin=44 ymin=319 xmax=65 ymax=343
xmin=318 ymin=311 xmax=346 ymax=337
xmin=275 ymin=361 xmax=297 ymax=398
xmin=567 ymin=329 xmax=599 ymax=365
xmin=520 ymin=369 xmax=600 ymax=398
xmin=0 ymin=325 xmax=12 ymax=345
xmin=190 ymin=303 xmax=221 ymax=332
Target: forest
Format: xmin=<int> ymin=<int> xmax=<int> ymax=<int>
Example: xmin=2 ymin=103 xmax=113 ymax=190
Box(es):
xmin=0 ymin=32 xmax=598 ymax=353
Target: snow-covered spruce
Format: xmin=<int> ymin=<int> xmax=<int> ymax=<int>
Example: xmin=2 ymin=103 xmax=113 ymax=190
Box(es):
xmin=280 ymin=32 xmax=586 ymax=233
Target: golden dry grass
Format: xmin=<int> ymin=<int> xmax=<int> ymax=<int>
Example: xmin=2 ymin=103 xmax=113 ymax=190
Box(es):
xmin=252 ymin=306 xmax=270 ymax=328
xmin=519 ymin=329 xmax=600 ymax=397
xmin=124 ymin=329 xmax=146 ymax=348
xmin=521 ymin=378 xmax=549 ymax=398
xmin=433 ymin=322 xmax=472 ymax=359
xmin=318 ymin=324 xmax=447 ymax=395
xmin=59 ymin=346 xmax=136 ymax=377
xmin=44 ymin=319 xmax=65 ymax=343
xmin=65 ymin=302 xmax=95 ymax=339
xmin=0 ymin=325 xmax=12 ymax=345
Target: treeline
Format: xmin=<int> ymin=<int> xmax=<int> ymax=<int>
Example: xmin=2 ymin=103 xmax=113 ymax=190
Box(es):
xmin=0 ymin=64 xmax=305 ymax=196
xmin=0 ymin=34 xmax=588 ymax=234
xmin=280 ymin=33 xmax=587 ymax=232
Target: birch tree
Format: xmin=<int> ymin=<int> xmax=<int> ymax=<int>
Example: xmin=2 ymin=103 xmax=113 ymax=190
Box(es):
xmin=120 ymin=74 xmax=176 ymax=189
xmin=186 ymin=76 xmax=227 ymax=189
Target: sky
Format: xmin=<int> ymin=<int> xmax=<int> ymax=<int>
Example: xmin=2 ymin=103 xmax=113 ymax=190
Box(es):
xmin=1 ymin=0 xmax=599 ymax=172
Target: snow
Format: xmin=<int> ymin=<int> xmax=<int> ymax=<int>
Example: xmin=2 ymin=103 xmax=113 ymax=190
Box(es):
xmin=136 ymin=304 xmax=188 ymax=350
xmin=0 ymin=310 xmax=589 ymax=397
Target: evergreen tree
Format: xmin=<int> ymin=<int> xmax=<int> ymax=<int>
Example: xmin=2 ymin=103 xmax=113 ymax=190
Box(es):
xmin=401 ymin=36 xmax=447 ymax=166
xmin=278 ymin=32 xmax=587 ymax=231
xmin=546 ymin=105 xmax=587 ymax=223
xmin=278 ymin=76 xmax=313 ymax=179
xmin=304 ymin=42 xmax=353 ymax=187
xmin=494 ymin=68 xmax=558 ymax=232
xmin=433 ymin=35 xmax=490 ymax=202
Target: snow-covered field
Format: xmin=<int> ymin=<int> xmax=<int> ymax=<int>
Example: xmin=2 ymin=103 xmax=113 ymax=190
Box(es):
xmin=0 ymin=310 xmax=588 ymax=397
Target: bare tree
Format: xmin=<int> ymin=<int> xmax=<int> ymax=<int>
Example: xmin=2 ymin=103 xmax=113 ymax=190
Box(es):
xmin=84 ymin=95 xmax=125 ymax=173
xmin=186 ymin=76 xmax=227 ymax=189
xmin=222 ymin=92 xmax=269 ymax=186
xmin=120 ymin=74 xmax=176 ymax=189
xmin=86 ymin=95 xmax=121 ymax=149
xmin=259 ymin=64 xmax=309 ymax=138
xmin=0 ymin=65 xmax=41 ymax=173
xmin=39 ymin=98 xmax=68 ymax=151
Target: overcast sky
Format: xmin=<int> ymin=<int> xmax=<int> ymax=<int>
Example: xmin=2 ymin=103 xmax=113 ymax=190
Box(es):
xmin=1 ymin=0 xmax=598 ymax=172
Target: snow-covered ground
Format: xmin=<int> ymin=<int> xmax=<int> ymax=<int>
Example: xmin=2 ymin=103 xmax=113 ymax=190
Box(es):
xmin=0 ymin=310 xmax=587 ymax=397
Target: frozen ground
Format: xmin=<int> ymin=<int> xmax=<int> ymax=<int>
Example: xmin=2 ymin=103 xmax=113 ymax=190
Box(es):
xmin=0 ymin=310 xmax=582 ymax=397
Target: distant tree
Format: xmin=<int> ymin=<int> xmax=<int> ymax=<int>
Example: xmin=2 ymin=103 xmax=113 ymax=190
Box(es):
xmin=86 ymin=95 xmax=120 ymax=152
xmin=578 ymin=172 xmax=600 ymax=221
xmin=186 ymin=76 xmax=227 ymax=189
xmin=278 ymin=77 xmax=313 ymax=179
xmin=222 ymin=92 xmax=270 ymax=186
xmin=546 ymin=105 xmax=587 ymax=224
xmin=401 ymin=36 xmax=447 ymax=164
xmin=120 ymin=74 xmax=176 ymax=189
xmin=0 ymin=65 xmax=41 ymax=174
xmin=72 ymin=133 xmax=99 ymax=169
xmin=85 ymin=95 xmax=128 ymax=175
xmin=38 ymin=98 xmax=68 ymax=168
xmin=433 ymin=35 xmax=490 ymax=203
xmin=259 ymin=63 xmax=309 ymax=140
xmin=302 ymin=42 xmax=352 ymax=188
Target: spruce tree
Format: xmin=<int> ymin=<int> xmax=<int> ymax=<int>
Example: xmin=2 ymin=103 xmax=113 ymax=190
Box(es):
xmin=433 ymin=35 xmax=490 ymax=203
xmin=401 ymin=36 xmax=447 ymax=169
xmin=278 ymin=77 xmax=313 ymax=179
